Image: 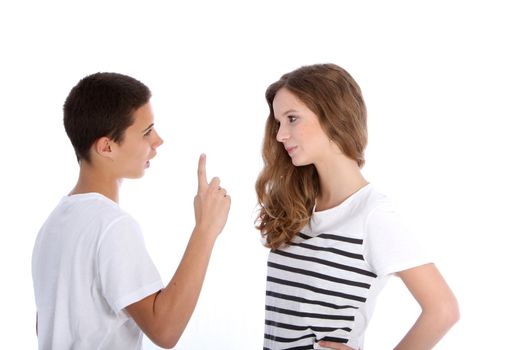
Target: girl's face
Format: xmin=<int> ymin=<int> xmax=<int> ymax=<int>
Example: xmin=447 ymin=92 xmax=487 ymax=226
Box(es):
xmin=272 ymin=88 xmax=334 ymax=167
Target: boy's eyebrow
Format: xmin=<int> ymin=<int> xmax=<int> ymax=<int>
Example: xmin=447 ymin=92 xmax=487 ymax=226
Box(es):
xmin=142 ymin=123 xmax=154 ymax=132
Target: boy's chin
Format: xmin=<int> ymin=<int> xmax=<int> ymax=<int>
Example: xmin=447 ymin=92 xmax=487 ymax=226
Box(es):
xmin=124 ymin=171 xmax=146 ymax=180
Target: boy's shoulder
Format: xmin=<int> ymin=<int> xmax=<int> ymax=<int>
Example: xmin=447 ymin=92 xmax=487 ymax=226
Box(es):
xmin=35 ymin=193 xmax=138 ymax=253
xmin=54 ymin=192 xmax=132 ymax=227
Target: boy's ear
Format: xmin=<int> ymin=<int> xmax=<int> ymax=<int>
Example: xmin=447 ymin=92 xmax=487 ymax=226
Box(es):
xmin=94 ymin=137 xmax=115 ymax=159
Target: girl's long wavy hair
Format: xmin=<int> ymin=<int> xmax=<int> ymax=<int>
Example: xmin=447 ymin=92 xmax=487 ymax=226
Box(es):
xmin=255 ymin=63 xmax=368 ymax=250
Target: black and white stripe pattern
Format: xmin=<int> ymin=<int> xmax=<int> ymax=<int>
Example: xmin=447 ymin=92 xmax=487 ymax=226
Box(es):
xmin=264 ymin=232 xmax=377 ymax=349
xmin=263 ymin=185 xmax=429 ymax=349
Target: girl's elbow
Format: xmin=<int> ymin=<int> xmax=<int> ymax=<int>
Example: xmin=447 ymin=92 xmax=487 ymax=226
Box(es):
xmin=447 ymin=299 xmax=460 ymax=326
xmin=437 ymin=296 xmax=460 ymax=328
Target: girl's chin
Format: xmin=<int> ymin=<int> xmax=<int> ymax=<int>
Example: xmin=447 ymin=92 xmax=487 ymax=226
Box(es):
xmin=291 ymin=158 xmax=308 ymax=167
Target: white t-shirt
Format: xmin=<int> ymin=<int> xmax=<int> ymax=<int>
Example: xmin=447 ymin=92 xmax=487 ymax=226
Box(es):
xmin=263 ymin=184 xmax=430 ymax=350
xmin=32 ymin=193 xmax=164 ymax=350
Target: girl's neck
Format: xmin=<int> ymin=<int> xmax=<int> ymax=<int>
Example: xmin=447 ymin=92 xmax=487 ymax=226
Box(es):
xmin=314 ymin=156 xmax=368 ymax=211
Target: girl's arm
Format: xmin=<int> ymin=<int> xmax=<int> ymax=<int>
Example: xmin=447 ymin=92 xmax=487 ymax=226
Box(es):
xmin=394 ymin=263 xmax=459 ymax=349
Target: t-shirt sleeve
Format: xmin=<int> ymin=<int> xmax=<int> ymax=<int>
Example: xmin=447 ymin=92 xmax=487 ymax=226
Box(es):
xmin=97 ymin=215 xmax=164 ymax=313
xmin=363 ymin=203 xmax=431 ymax=277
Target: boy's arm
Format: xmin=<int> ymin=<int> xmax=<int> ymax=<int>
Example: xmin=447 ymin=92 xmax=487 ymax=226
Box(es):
xmin=126 ymin=154 xmax=230 ymax=349
xmin=126 ymin=228 xmax=219 ymax=348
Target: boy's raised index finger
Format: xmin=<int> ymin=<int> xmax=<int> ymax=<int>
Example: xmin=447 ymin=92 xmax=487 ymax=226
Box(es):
xmin=197 ymin=153 xmax=208 ymax=190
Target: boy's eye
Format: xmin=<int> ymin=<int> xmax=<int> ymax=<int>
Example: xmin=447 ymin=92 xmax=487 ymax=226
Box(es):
xmin=144 ymin=129 xmax=153 ymax=136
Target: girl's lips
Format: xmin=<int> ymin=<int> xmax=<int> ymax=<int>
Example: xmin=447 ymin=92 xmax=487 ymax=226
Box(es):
xmin=286 ymin=146 xmax=297 ymax=154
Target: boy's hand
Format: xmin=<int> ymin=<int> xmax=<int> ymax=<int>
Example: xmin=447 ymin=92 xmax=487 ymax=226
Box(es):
xmin=193 ymin=154 xmax=230 ymax=237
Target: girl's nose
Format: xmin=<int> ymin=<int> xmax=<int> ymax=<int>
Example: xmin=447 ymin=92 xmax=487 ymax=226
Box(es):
xmin=276 ymin=125 xmax=289 ymax=143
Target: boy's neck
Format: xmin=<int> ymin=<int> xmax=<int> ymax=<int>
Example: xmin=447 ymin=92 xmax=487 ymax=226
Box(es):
xmin=70 ymin=161 xmax=121 ymax=203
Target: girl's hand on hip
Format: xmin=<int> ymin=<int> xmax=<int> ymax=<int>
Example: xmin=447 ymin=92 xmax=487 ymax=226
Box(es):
xmin=318 ymin=340 xmax=356 ymax=350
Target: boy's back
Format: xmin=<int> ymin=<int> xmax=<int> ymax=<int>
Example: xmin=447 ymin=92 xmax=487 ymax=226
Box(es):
xmin=32 ymin=193 xmax=163 ymax=350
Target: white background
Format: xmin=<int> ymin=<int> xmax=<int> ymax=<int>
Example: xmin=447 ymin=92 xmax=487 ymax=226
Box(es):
xmin=1 ymin=1 xmax=524 ymax=348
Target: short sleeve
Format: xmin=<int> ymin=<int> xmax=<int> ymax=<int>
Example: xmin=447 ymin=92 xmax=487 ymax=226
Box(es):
xmin=363 ymin=203 xmax=431 ymax=276
xmin=98 ymin=215 xmax=164 ymax=313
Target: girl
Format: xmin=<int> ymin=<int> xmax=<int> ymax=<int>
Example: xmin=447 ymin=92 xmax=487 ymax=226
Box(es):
xmin=255 ymin=64 xmax=459 ymax=350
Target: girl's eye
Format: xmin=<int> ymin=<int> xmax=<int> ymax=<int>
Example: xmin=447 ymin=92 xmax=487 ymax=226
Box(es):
xmin=288 ymin=115 xmax=297 ymax=123
xmin=144 ymin=129 xmax=153 ymax=136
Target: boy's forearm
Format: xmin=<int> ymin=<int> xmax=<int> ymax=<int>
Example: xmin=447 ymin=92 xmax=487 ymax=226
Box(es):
xmin=126 ymin=154 xmax=230 ymax=348
xmin=150 ymin=228 xmax=218 ymax=346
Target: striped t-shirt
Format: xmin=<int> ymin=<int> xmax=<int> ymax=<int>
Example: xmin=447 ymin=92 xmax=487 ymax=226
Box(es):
xmin=263 ymin=184 xmax=430 ymax=350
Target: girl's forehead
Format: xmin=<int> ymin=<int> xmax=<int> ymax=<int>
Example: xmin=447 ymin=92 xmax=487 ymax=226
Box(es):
xmin=274 ymin=89 xmax=304 ymax=110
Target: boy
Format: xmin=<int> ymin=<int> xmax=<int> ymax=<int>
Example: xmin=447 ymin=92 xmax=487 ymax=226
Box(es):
xmin=32 ymin=72 xmax=231 ymax=349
